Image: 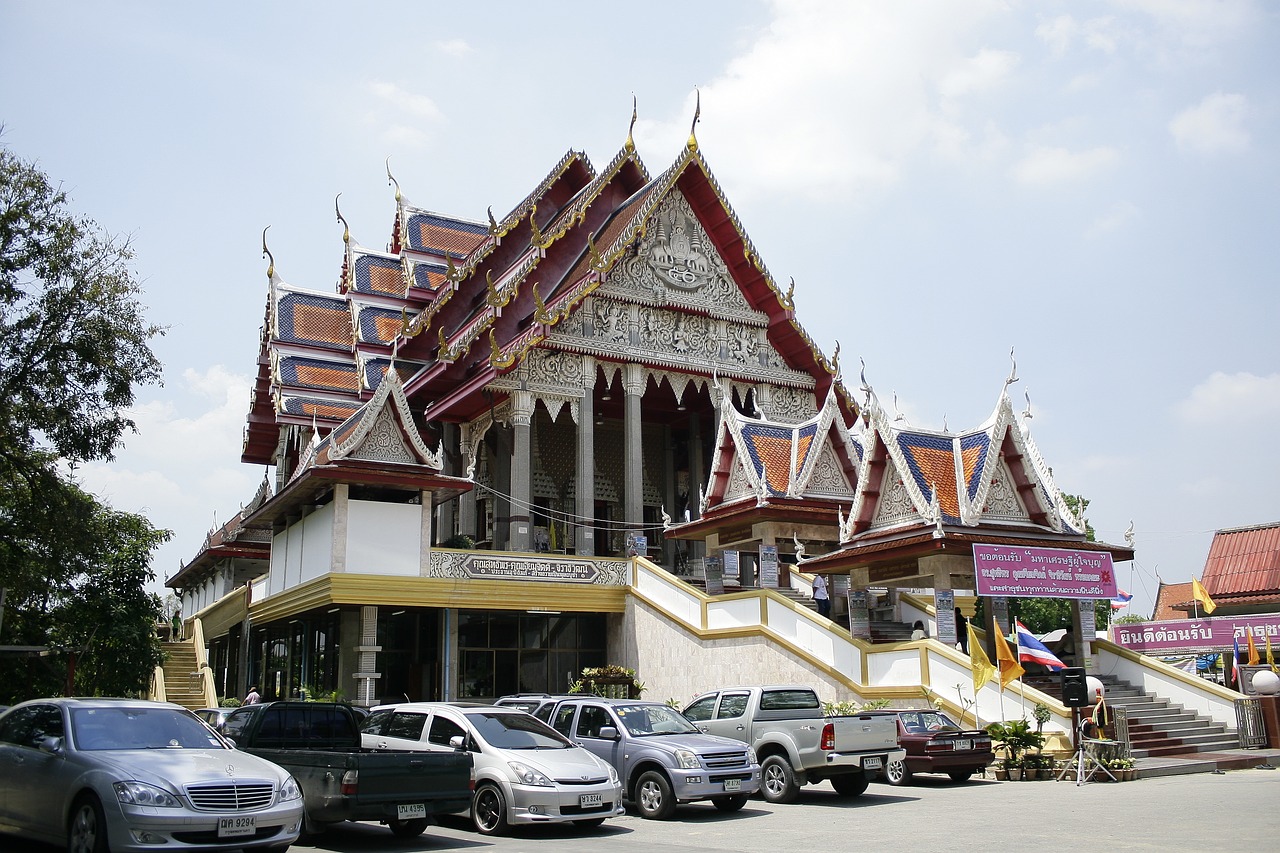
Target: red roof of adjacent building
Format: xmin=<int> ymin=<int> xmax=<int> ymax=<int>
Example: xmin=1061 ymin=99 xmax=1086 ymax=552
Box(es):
xmin=1200 ymin=521 xmax=1280 ymax=604
xmin=1150 ymin=581 xmax=1194 ymax=621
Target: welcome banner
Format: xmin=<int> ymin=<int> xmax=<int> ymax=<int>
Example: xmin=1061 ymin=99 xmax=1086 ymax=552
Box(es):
xmin=973 ymin=544 xmax=1117 ymax=599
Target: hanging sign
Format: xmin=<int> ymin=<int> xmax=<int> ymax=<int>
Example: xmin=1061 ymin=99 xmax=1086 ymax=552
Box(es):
xmin=849 ymin=589 xmax=871 ymax=640
xmin=723 ymin=550 xmax=740 ymax=582
xmin=934 ymin=590 xmax=956 ymax=646
xmin=704 ymin=556 xmax=725 ymax=596
xmin=973 ymin=544 xmax=1117 ymax=599
xmin=759 ymin=545 xmax=779 ymax=588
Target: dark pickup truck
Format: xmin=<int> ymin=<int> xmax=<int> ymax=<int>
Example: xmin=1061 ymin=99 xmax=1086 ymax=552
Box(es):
xmin=221 ymin=701 xmax=472 ymax=838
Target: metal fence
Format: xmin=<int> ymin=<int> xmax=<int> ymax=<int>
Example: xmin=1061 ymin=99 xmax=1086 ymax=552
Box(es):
xmin=1111 ymin=706 xmax=1132 ymax=759
xmin=1235 ymin=697 xmax=1268 ymax=749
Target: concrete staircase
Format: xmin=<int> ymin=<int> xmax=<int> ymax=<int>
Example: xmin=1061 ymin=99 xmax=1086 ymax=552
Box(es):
xmin=160 ymin=640 xmax=206 ymax=712
xmin=1027 ymin=672 xmax=1254 ymax=777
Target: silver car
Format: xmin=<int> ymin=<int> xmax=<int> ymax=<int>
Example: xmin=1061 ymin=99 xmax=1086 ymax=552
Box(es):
xmin=0 ymin=698 xmax=304 ymax=853
xmin=362 ymin=702 xmax=623 ymax=835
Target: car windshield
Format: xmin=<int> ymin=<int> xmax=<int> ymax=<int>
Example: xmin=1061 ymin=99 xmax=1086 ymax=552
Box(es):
xmin=615 ymin=704 xmax=699 ymax=736
xmin=899 ymin=711 xmax=962 ymax=733
xmin=468 ymin=711 xmax=575 ymax=750
xmin=72 ymin=707 xmax=227 ymax=751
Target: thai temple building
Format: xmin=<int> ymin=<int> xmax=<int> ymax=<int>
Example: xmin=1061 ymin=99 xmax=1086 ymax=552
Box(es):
xmin=165 ymin=112 xmax=1243 ymax=753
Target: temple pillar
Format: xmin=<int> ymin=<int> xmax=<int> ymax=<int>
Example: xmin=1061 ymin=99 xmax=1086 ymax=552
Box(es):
xmin=509 ymin=390 xmax=534 ymax=553
xmin=458 ymin=422 xmax=477 ymax=544
xmin=688 ymin=410 xmax=704 ymax=522
xmin=576 ymin=379 xmax=596 ymax=556
xmin=623 ymin=363 xmax=644 ymax=530
xmin=331 ymin=483 xmax=349 ymax=573
xmin=663 ymin=424 xmax=675 ymax=565
xmin=436 ymin=423 xmax=457 ymax=542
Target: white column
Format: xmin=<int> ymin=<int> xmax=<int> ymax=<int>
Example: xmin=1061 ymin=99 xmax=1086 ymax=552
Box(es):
xmin=623 ymin=363 xmax=645 ymax=530
xmin=509 ymin=390 xmax=535 ymax=552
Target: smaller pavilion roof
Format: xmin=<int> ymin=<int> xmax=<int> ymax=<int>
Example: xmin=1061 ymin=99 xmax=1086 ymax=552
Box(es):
xmin=1199 ymin=521 xmax=1280 ymax=606
xmin=166 ymin=479 xmax=273 ymax=589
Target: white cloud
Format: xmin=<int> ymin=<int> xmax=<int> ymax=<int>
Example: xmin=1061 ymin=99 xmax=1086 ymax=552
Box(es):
xmin=1174 ymin=372 xmax=1280 ymax=426
xmin=1085 ymin=200 xmax=1140 ymax=238
xmin=1169 ymin=92 xmax=1250 ymax=155
xmin=434 ymin=38 xmax=472 ymax=57
xmin=369 ymin=81 xmax=443 ymax=122
xmin=1012 ymin=145 xmax=1120 ymax=187
xmin=1112 ymin=0 xmax=1259 ymax=48
xmin=938 ymin=49 xmax=1020 ymax=98
xmin=1036 ymin=15 xmax=1078 ymax=57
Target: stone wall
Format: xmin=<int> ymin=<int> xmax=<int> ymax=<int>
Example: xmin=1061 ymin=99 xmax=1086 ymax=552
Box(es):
xmin=616 ymin=596 xmax=871 ymax=707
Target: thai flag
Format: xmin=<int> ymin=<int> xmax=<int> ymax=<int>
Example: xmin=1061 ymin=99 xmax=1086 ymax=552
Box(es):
xmin=1232 ymin=636 xmax=1241 ymax=686
xmin=1016 ymin=620 xmax=1067 ymax=671
xmin=1111 ymin=589 xmax=1132 ymax=610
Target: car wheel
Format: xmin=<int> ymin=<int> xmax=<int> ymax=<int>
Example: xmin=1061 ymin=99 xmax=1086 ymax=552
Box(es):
xmin=712 ymin=794 xmax=747 ymax=812
xmin=634 ymin=770 xmax=676 ymax=820
xmin=760 ymin=755 xmax=800 ymax=804
xmin=574 ymin=817 xmax=607 ymax=828
xmin=884 ymin=758 xmax=912 ymax=786
xmin=472 ymin=784 xmax=509 ymax=836
xmin=388 ymin=817 xmax=428 ymax=838
xmin=68 ymin=794 xmax=108 ymax=853
xmin=948 ymin=770 xmax=974 ymax=783
xmin=831 ymin=772 xmax=870 ymax=797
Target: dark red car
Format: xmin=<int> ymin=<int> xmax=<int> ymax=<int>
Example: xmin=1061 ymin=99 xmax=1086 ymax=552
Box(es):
xmin=865 ymin=710 xmax=993 ymax=785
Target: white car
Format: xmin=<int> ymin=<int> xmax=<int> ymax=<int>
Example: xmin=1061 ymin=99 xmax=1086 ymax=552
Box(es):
xmin=0 ymin=697 xmax=303 ymax=853
xmin=362 ymin=702 xmax=623 ymax=835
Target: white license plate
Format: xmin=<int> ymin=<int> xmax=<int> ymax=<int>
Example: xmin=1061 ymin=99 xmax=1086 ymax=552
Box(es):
xmin=217 ymin=816 xmax=255 ymax=838
xmin=954 ymin=739 xmax=972 ymax=751
xmin=723 ymin=778 xmax=742 ymax=792
xmin=397 ymin=803 xmax=427 ymax=821
xmin=579 ymin=792 xmax=603 ymax=808
xmin=862 ymin=756 xmax=883 ymax=770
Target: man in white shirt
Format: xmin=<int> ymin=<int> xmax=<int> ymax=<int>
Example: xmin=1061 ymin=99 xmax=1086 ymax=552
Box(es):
xmin=813 ymin=574 xmax=831 ymax=618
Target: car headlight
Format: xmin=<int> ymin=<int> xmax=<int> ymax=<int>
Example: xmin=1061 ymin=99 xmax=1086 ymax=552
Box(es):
xmin=747 ymin=746 xmax=758 ymax=765
xmin=508 ymin=761 xmax=553 ymax=786
xmin=674 ymin=749 xmax=701 ymax=770
xmin=607 ymin=763 xmax=619 ymax=784
xmin=114 ymin=781 xmax=183 ymax=808
xmin=279 ymin=776 xmax=303 ymax=802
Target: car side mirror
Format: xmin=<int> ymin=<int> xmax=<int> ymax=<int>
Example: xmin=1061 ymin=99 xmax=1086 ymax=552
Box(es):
xmin=39 ymin=735 xmax=64 ymax=756
xmin=449 ymin=735 xmax=466 ymax=750
xmin=597 ymin=726 xmax=619 ymax=740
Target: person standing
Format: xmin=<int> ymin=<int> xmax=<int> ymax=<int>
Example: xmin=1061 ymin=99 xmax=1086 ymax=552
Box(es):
xmin=813 ymin=574 xmax=831 ymax=618
xmin=244 ymin=685 xmax=261 ymax=705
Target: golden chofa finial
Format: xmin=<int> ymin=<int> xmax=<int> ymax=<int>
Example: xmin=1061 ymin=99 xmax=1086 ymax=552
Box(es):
xmin=528 ymin=203 xmax=546 ymax=248
xmin=831 ymin=341 xmax=841 ymax=376
xmin=386 ymin=157 xmax=401 ymax=202
xmin=784 ymin=277 xmax=796 ymax=309
xmin=625 ymin=93 xmax=638 ymax=154
xmin=335 ymin=193 xmax=350 ymax=245
xmin=533 ymin=282 xmax=552 ymax=324
xmin=261 ymin=226 xmax=275 ymax=280
xmin=445 ymin=251 xmax=459 ymax=282
xmin=487 ymin=205 xmax=499 ymax=237
xmin=687 ymin=87 xmax=701 ymax=153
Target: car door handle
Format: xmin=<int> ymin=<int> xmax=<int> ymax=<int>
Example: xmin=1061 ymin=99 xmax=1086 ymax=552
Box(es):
xmin=735 ymin=725 xmax=745 ymax=731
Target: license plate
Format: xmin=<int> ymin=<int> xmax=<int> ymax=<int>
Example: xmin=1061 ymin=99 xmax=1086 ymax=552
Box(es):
xmin=397 ymin=803 xmax=427 ymax=820
xmin=723 ymin=778 xmax=741 ymax=792
xmin=954 ymin=739 xmax=972 ymax=751
xmin=579 ymin=792 xmax=603 ymax=808
xmin=862 ymin=756 xmax=883 ymax=770
xmin=217 ymin=816 xmax=255 ymax=838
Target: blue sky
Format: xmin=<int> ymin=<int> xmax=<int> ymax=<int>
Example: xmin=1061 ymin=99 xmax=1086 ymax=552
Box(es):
xmin=3 ymin=1 xmax=1277 ymax=619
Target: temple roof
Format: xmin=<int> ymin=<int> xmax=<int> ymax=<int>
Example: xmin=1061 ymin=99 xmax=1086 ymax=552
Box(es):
xmin=165 ymin=479 xmax=273 ymax=589
xmin=1199 ymin=521 xmax=1280 ymax=606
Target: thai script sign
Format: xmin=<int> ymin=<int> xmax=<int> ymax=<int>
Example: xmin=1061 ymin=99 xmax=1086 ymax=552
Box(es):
xmin=1113 ymin=615 xmax=1280 ymax=654
xmin=973 ymin=544 xmax=1117 ymax=599
xmin=935 ymin=590 xmax=956 ymax=646
xmin=430 ymin=551 xmax=629 ymax=585
xmin=848 ymin=590 xmax=871 ymax=640
xmin=704 ymin=556 xmax=725 ymax=596
xmin=759 ymin=545 xmax=779 ymax=589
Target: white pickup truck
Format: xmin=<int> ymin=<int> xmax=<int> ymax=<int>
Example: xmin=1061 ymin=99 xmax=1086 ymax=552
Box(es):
xmin=683 ymin=685 xmax=904 ymax=803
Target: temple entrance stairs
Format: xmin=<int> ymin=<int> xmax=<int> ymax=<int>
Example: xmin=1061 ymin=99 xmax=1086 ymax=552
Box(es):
xmin=159 ymin=640 xmax=205 ymax=712
xmin=1027 ymin=672 xmax=1252 ymax=776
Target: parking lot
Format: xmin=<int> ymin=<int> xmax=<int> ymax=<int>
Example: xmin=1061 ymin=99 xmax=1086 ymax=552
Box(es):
xmin=13 ymin=769 xmax=1277 ymax=853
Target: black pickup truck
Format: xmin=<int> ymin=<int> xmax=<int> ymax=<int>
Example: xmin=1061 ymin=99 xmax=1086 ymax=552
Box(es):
xmin=221 ymin=701 xmax=472 ymax=837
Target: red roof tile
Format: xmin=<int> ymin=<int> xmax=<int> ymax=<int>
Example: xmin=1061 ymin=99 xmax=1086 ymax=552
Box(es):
xmin=1151 ymin=581 xmax=1193 ymax=621
xmin=1201 ymin=522 xmax=1280 ymax=597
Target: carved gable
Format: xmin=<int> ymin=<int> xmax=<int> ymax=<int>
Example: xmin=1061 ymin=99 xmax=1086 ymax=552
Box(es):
xmin=978 ymin=460 xmax=1030 ymax=523
xmin=348 ymin=406 xmax=416 ymax=464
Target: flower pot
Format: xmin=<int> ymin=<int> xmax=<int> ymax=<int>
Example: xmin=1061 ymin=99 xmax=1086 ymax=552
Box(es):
xmin=1007 ymin=766 xmax=1023 ymax=781
xmin=994 ymin=768 xmax=1009 ymax=781
xmin=1023 ymin=768 xmax=1039 ymax=781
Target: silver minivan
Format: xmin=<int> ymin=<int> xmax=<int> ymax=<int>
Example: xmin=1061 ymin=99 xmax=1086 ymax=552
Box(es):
xmin=362 ymin=702 xmax=623 ymax=835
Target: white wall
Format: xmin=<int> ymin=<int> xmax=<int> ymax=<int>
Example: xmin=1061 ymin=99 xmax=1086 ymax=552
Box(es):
xmin=346 ymin=500 xmax=422 ymax=575
xmin=300 ymin=503 xmax=334 ymax=582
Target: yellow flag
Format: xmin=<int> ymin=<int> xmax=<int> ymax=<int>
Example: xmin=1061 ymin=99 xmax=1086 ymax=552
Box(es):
xmin=1191 ymin=578 xmax=1217 ymax=614
xmin=1267 ymin=635 xmax=1277 ymax=674
xmin=968 ymin=622 xmax=995 ymax=694
xmin=993 ymin=626 xmax=1025 ymax=688
xmin=1246 ymin=631 xmax=1260 ymax=666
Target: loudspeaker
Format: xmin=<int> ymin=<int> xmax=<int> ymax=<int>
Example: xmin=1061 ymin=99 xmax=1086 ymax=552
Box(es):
xmin=1061 ymin=667 xmax=1089 ymax=707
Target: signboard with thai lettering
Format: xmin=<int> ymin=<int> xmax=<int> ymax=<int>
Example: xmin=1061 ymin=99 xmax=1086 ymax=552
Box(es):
xmin=973 ymin=544 xmax=1117 ymax=599
xmin=704 ymin=556 xmax=725 ymax=596
xmin=723 ymin=550 xmax=740 ymax=582
xmin=1113 ymin=615 xmax=1280 ymax=654
xmin=430 ymin=551 xmax=629 ymax=585
xmin=759 ymin=545 xmax=779 ymax=588
xmin=935 ymin=590 xmax=956 ymax=646
xmin=849 ymin=589 xmax=871 ymax=640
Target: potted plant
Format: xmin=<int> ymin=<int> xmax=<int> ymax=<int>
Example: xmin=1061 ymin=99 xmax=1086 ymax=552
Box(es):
xmin=1001 ymin=756 xmax=1023 ymax=781
xmin=1108 ymin=757 xmax=1135 ymax=781
xmin=985 ymin=719 xmax=1046 ymax=781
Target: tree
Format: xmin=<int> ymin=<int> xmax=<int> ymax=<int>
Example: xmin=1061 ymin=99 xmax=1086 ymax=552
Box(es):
xmin=0 ymin=142 xmax=168 ymax=703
